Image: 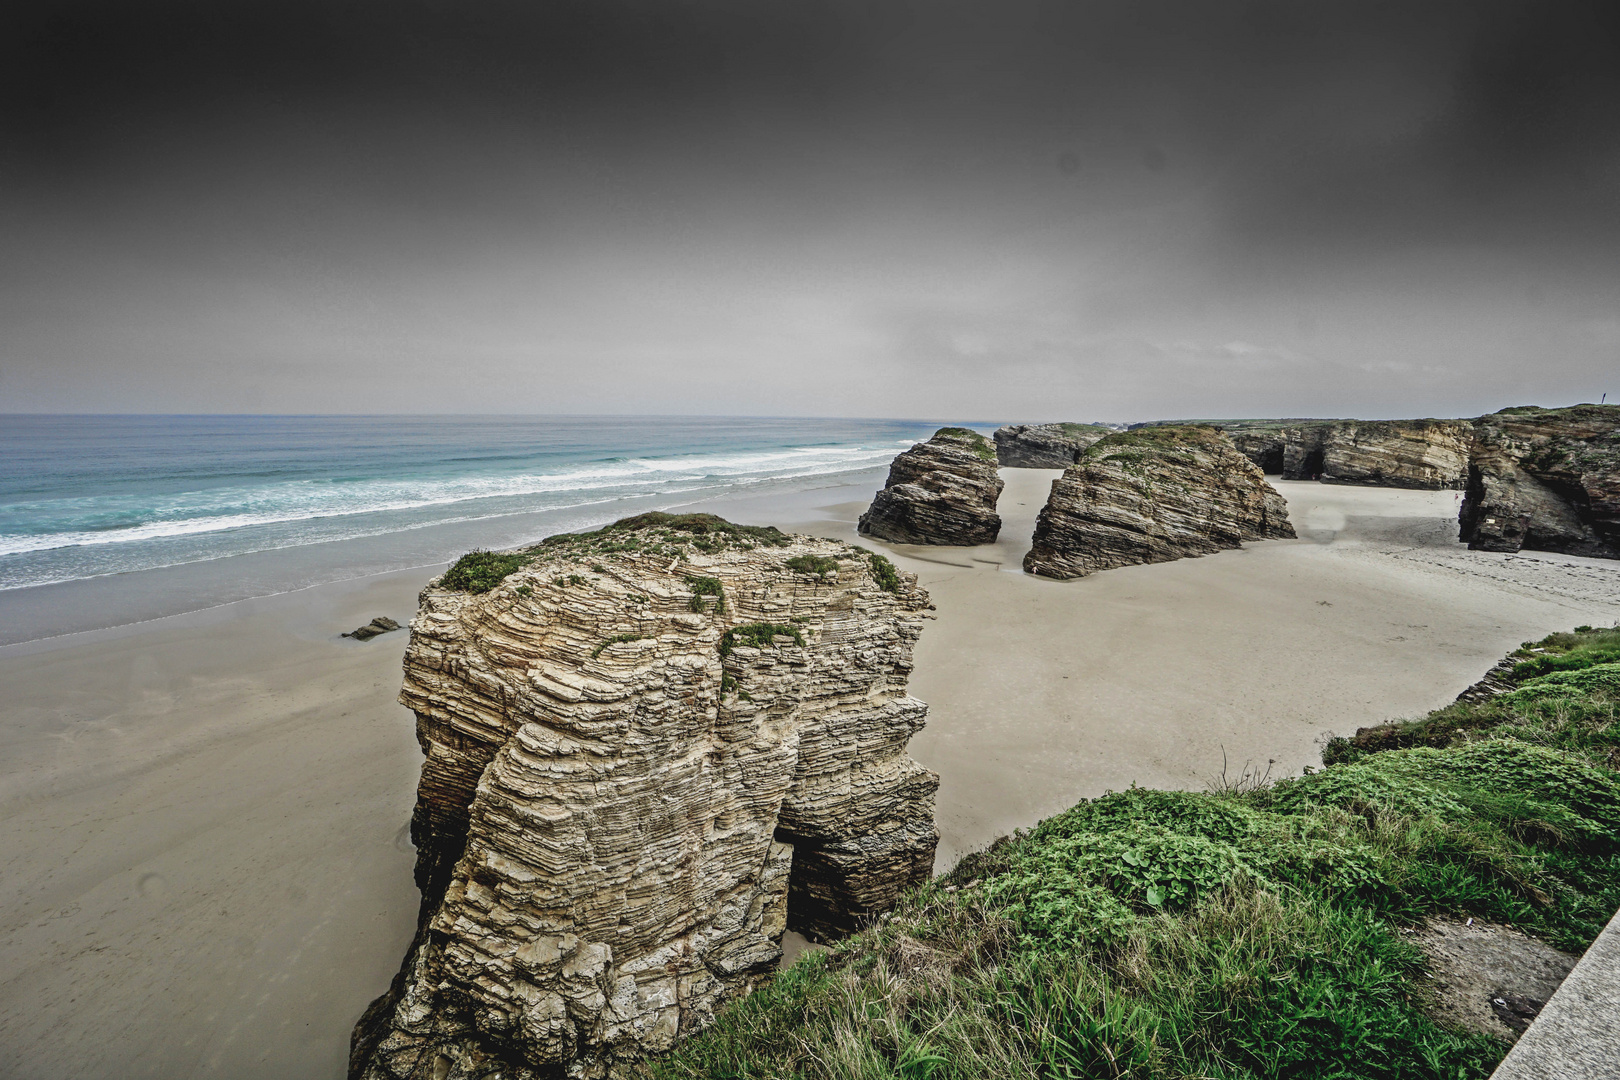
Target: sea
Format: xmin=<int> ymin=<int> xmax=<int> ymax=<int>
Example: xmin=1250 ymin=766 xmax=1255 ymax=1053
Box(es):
xmin=0 ymin=414 xmax=959 ymax=643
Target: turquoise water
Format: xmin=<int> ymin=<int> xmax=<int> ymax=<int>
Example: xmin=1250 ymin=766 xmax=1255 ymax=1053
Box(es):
xmin=0 ymin=415 xmax=946 ymax=593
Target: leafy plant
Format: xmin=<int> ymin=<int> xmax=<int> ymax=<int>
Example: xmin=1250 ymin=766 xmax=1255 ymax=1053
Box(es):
xmin=719 ymin=623 xmax=805 ymax=658
xmin=440 ymin=549 xmax=528 ymax=593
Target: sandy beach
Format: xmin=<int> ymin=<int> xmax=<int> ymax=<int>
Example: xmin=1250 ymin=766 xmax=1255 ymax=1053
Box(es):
xmin=2 ymin=472 xmax=1618 ymax=1079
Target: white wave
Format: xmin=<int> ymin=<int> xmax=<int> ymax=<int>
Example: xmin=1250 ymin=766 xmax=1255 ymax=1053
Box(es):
xmin=0 ymin=445 xmax=897 ymax=557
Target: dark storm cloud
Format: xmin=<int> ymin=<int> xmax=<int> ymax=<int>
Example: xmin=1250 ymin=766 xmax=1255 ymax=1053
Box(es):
xmin=2 ymin=1 xmax=1617 ymax=416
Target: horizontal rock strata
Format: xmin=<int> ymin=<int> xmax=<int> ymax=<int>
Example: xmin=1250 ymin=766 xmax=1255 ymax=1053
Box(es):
xmin=1187 ymin=419 xmax=1469 ymax=488
xmin=859 ymin=427 xmax=1003 ymax=545
xmin=1460 ymin=405 xmax=1620 ymax=558
xmin=993 ymin=423 xmax=1112 ymax=468
xmin=351 ymin=514 xmax=938 ymax=1079
xmin=1024 ymin=426 xmax=1296 ymax=580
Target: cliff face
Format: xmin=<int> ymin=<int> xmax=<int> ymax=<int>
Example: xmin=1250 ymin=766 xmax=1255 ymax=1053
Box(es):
xmin=1317 ymin=420 xmax=1471 ymax=489
xmin=993 ymin=423 xmax=1111 ymax=468
xmin=1207 ymin=419 xmax=1469 ymax=488
xmin=1459 ymin=405 xmax=1620 ymax=558
xmin=858 ymin=428 xmax=1003 ymax=545
xmin=1024 ymin=426 xmax=1296 ymax=580
xmin=352 ymin=515 xmax=938 ymax=1079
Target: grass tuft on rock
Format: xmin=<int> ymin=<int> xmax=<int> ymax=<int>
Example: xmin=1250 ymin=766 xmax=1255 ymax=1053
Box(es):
xmin=784 ymin=554 xmax=839 ymax=577
xmin=932 ymin=426 xmax=998 ymax=463
xmin=440 ymin=549 xmax=528 ymax=593
xmin=652 ymin=624 xmax=1620 ymax=1080
xmin=718 ymin=623 xmax=805 ymax=658
xmin=868 ymin=552 xmax=902 ymax=593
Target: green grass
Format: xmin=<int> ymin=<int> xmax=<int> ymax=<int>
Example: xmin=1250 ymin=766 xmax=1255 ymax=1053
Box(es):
xmin=784 ymin=554 xmax=839 ymax=576
xmin=869 ymin=553 xmax=902 ymax=594
xmin=650 ymin=625 xmax=1620 ymax=1079
xmin=933 ymin=427 xmax=998 ymax=463
xmin=440 ymin=549 xmax=529 ymax=593
xmin=540 ymin=512 xmax=792 ymax=558
xmin=685 ymin=574 xmax=727 ymax=615
xmin=719 ymin=623 xmax=805 ymax=658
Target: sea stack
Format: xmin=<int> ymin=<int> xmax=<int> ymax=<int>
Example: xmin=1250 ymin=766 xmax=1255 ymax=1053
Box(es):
xmin=993 ymin=423 xmax=1111 ymax=468
xmin=1459 ymin=404 xmax=1620 ymax=558
xmin=1024 ymin=425 xmax=1296 ymax=579
xmin=858 ymin=427 xmax=1003 ymax=545
xmin=350 ymin=514 xmax=938 ymax=1079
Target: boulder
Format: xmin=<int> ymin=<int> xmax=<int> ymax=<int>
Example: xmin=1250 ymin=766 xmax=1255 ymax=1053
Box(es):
xmin=350 ymin=514 xmax=938 ymax=1079
xmin=343 ymin=615 xmax=402 ymax=641
xmin=1024 ymin=426 xmax=1296 ymax=580
xmin=858 ymin=427 xmax=1003 ymax=545
xmin=993 ymin=423 xmax=1112 ymax=468
xmin=1459 ymin=405 xmax=1620 ymax=558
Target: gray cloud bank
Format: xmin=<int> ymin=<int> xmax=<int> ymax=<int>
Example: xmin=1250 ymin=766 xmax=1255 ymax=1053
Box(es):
xmin=2 ymin=1 xmax=1617 ymax=419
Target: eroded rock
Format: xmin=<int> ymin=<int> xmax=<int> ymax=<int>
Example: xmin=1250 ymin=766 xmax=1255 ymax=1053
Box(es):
xmin=1024 ymin=426 xmax=1295 ymax=580
xmin=858 ymin=428 xmax=1003 ymax=545
xmin=351 ymin=515 xmax=937 ymax=1079
xmin=344 ymin=616 xmax=403 ymax=641
xmin=1459 ymin=405 xmax=1620 ymax=558
xmin=1189 ymin=419 xmax=1469 ymax=488
xmin=993 ymin=423 xmax=1112 ymax=468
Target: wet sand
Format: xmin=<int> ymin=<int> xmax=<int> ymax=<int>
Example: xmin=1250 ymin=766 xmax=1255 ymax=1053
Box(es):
xmin=1 ymin=473 xmax=1617 ymax=1078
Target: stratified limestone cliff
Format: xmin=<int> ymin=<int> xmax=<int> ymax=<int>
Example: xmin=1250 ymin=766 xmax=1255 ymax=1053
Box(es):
xmin=1203 ymin=419 xmax=1468 ymax=488
xmin=351 ymin=515 xmax=938 ymax=1079
xmin=1316 ymin=420 xmax=1471 ymax=489
xmin=1024 ymin=426 xmax=1296 ymax=580
xmin=993 ymin=423 xmax=1112 ymax=468
xmin=858 ymin=428 xmax=1003 ymax=545
xmin=1459 ymin=405 xmax=1620 ymax=558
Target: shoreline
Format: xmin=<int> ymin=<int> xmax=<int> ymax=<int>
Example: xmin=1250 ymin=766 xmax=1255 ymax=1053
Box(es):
xmin=1 ymin=472 xmax=1617 ymax=1078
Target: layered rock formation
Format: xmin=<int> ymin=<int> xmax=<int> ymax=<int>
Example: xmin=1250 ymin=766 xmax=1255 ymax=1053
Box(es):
xmin=1459 ymin=405 xmax=1620 ymax=558
xmin=1315 ymin=420 xmax=1471 ymax=488
xmin=1191 ymin=419 xmax=1469 ymax=488
xmin=993 ymin=423 xmax=1112 ymax=468
xmin=352 ymin=514 xmax=938 ymax=1079
xmin=858 ymin=427 xmax=1003 ymax=545
xmin=1024 ymin=426 xmax=1296 ymax=580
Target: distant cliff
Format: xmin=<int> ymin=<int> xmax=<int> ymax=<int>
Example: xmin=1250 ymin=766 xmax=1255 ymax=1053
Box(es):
xmin=1025 ymin=426 xmax=1295 ymax=579
xmin=1188 ymin=418 xmax=1470 ymax=489
xmin=993 ymin=423 xmax=1113 ymax=468
xmin=858 ymin=428 xmax=1003 ymax=545
xmin=351 ymin=515 xmax=938 ymax=1079
xmin=1459 ymin=405 xmax=1620 ymax=558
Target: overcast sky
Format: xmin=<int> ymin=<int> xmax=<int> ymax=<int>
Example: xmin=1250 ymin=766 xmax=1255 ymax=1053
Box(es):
xmin=2 ymin=1 xmax=1617 ymax=421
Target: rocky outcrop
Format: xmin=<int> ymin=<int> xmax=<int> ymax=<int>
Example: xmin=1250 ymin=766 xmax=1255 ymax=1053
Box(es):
xmin=344 ymin=615 xmax=402 ymax=640
xmin=1315 ymin=420 xmax=1471 ymax=489
xmin=993 ymin=423 xmax=1112 ymax=468
xmin=1186 ymin=419 xmax=1469 ymax=488
xmin=858 ymin=428 xmax=1003 ymax=545
xmin=1024 ymin=426 xmax=1296 ymax=580
xmin=352 ymin=514 xmax=938 ymax=1079
xmin=1459 ymin=405 xmax=1620 ymax=558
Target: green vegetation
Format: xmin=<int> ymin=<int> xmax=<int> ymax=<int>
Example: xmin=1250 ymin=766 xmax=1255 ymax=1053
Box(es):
xmin=1327 ymin=626 xmax=1620 ymax=769
xmin=868 ymin=552 xmax=902 ymax=594
xmin=685 ymin=575 xmax=727 ymax=615
xmin=653 ymin=625 xmax=1620 ymax=1079
xmin=1054 ymin=422 xmax=1111 ymax=438
xmin=784 ymin=554 xmax=839 ymax=576
xmin=933 ymin=426 xmax=998 ymax=463
xmin=1084 ymin=424 xmax=1226 ymax=462
xmin=719 ymin=623 xmax=805 ymax=658
xmin=440 ymin=549 xmax=529 ymax=593
xmin=539 ymin=513 xmax=792 ymax=561
xmin=591 ymin=633 xmax=647 ymax=660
